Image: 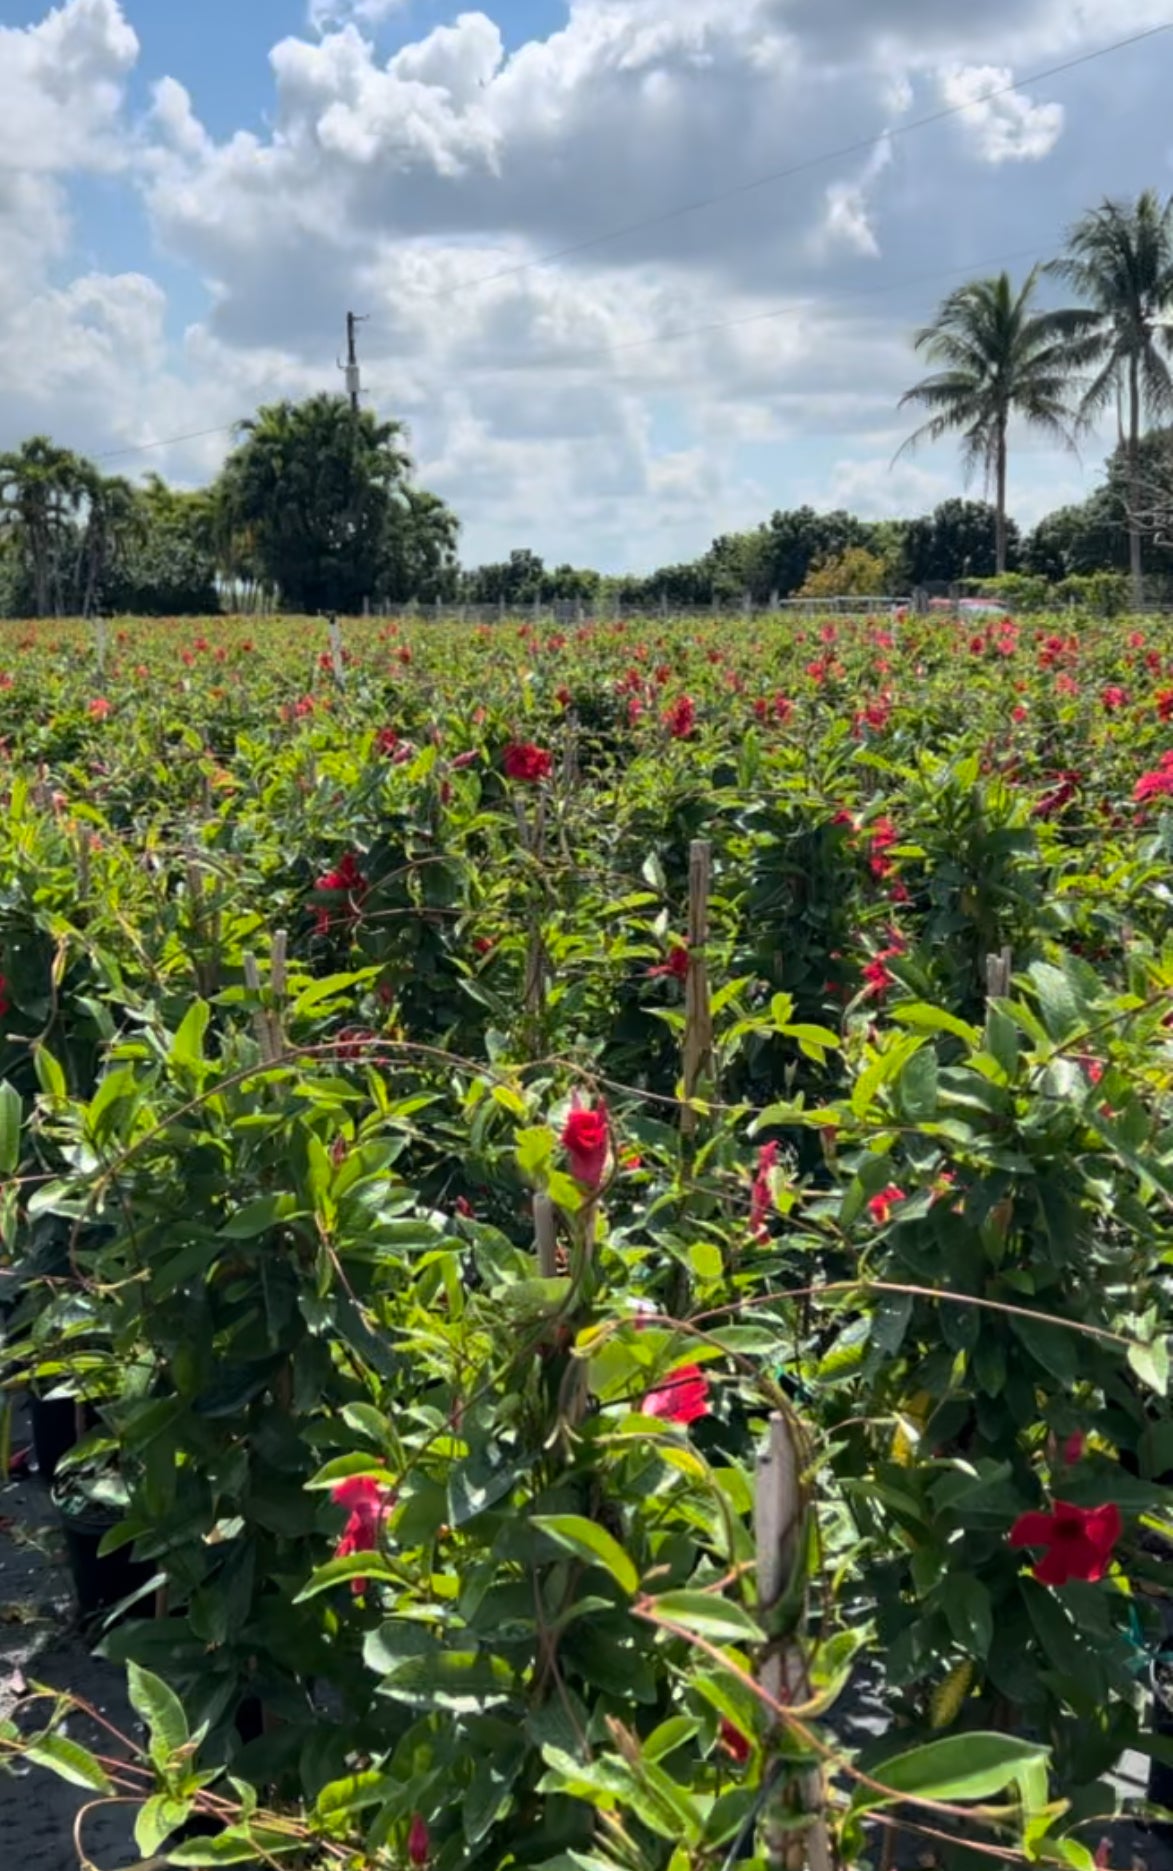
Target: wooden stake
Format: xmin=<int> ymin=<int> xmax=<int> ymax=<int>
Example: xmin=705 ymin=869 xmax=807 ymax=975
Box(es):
xmin=755 ymin=1412 xmax=832 ymax=1871
xmin=681 ymin=840 xmax=713 ymax=1136
xmin=328 ymin=615 xmax=346 ymax=688
xmin=242 ymin=954 xmax=276 ymax=1064
xmin=534 ymin=1194 xmax=558 ymax=1278
xmin=985 ymin=945 xmax=1013 ymax=1003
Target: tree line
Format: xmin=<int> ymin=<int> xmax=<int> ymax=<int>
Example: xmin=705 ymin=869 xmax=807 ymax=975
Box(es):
xmin=0 ymin=396 xmax=461 ymax=618
xmin=2 ymin=189 xmax=1170 ymax=617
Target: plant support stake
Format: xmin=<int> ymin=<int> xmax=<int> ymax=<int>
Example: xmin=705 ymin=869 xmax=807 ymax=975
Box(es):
xmin=681 ymin=840 xmax=713 ymax=1136
xmin=755 ymin=1412 xmax=832 ymax=1871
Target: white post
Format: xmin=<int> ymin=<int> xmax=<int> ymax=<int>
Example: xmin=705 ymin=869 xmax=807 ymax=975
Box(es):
xmin=681 ymin=840 xmax=713 ymax=1137
xmin=328 ymin=615 xmax=346 ymax=688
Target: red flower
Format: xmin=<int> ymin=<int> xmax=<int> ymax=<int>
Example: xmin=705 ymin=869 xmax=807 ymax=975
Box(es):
xmin=664 ymin=694 xmax=696 ymax=740
xmin=408 ymin=1815 xmax=430 ymax=1866
xmin=451 ymin=749 xmax=479 ymax=769
xmin=1157 ymin=690 xmax=1173 ymax=722
xmin=867 ymin=1185 xmax=906 ymax=1226
xmin=314 ymin=851 xmax=368 ymax=935
xmin=1135 ymin=750 xmax=1173 ymax=804
xmin=1101 ymin=685 xmax=1128 ymax=713
xmin=750 ymin=1140 xmax=780 ymax=1240
xmin=88 ymin=697 xmax=110 ymax=720
xmin=642 ymin=1364 xmax=711 ymax=1425
xmin=503 ymin=742 xmax=552 ymax=783
xmin=562 ymin=1097 xmax=609 ymax=1190
xmin=375 ymin=727 xmax=400 ymax=756
xmin=1034 ymin=772 xmax=1080 ymax=820
xmin=646 ymin=944 xmax=689 ymax=981
xmin=718 ymin=1718 xmax=751 ymax=1764
xmin=331 ymin=1474 xmax=395 ymax=1595
xmin=1061 ymin=1431 xmax=1085 ymax=1466
xmin=1009 ymin=1499 xmax=1121 ymax=1586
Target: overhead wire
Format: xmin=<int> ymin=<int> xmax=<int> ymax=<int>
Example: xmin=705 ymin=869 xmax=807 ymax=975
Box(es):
xmin=72 ymin=21 xmax=1172 ymax=461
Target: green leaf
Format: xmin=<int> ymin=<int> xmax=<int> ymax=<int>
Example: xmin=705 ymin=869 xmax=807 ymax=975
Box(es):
xmin=531 ymin=1515 xmax=638 ymax=1594
xmin=378 ymin=1650 xmax=516 ymax=1712
xmin=135 ymin=1795 xmax=193 ymax=1857
xmin=128 ymin=1661 xmax=189 ymax=1766
xmin=33 ymin=1045 xmax=66 ymax=1101
xmin=220 ymin=1194 xmax=303 ymax=1239
xmin=294 ymin=1552 xmax=401 ymax=1601
xmin=899 ymin=1046 xmax=939 ymax=1122
xmin=1129 ymin=1338 xmax=1170 ymax=1397
xmin=23 ymin=1732 xmax=113 ymax=1792
xmin=849 ymin=1732 xmax=1049 ymax=1812
xmin=0 ymin=1080 xmax=21 ymax=1174
xmin=314 ymin=1770 xmax=394 ymax=1817
xmin=170 ymin=1000 xmax=210 ymax=1069
xmin=941 ymin=1574 xmax=993 ymax=1658
xmin=891 ymin=1005 xmax=980 ymax=1046
xmin=168 ymin=1832 xmax=286 ymax=1864
xmin=647 ymin=1589 xmax=764 ymax=1645
xmin=1029 ymin=963 xmax=1083 ymax=1043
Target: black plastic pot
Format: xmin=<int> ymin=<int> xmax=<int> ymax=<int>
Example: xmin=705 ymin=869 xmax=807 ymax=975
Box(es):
xmin=1148 ymin=1656 xmax=1173 ymax=1834
xmin=56 ymin=1501 xmax=154 ymax=1621
xmin=30 ymin=1395 xmax=83 ymax=1483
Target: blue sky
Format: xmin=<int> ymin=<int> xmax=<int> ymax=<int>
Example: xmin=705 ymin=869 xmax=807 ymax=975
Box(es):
xmin=0 ymin=0 xmax=1170 ymax=569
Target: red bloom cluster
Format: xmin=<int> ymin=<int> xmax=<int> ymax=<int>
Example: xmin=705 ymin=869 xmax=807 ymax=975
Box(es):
xmin=867 ymin=816 xmax=899 ymax=881
xmin=562 ymin=1097 xmax=609 ymax=1190
xmin=408 ymin=1815 xmax=430 ymax=1866
xmin=1033 ymin=771 xmax=1081 ymax=820
xmin=867 ymin=1184 xmax=906 ymax=1225
xmin=314 ymin=851 xmax=368 ymax=935
xmin=647 ymin=944 xmax=689 ymax=982
xmin=642 ymin=1364 xmax=711 ymax=1424
xmin=1101 ymin=685 xmax=1128 ymax=713
xmin=503 ymin=742 xmax=552 ymax=783
xmin=332 ymin=1475 xmax=396 ymax=1595
xmin=664 ymin=694 xmax=696 ymax=740
xmin=1134 ymin=750 xmax=1173 ymax=805
xmin=750 ymin=1140 xmax=780 ymax=1241
xmin=1009 ymin=1499 xmax=1121 ymax=1586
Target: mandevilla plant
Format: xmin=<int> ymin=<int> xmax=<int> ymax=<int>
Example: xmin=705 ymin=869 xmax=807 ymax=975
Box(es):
xmin=0 ymin=608 xmax=1172 ymax=1871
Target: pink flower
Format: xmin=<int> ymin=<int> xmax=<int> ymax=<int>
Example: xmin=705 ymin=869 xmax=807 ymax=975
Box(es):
xmin=1009 ymin=1500 xmax=1121 ymax=1586
xmin=331 ymin=1475 xmax=395 ymax=1595
xmin=88 ymin=697 xmax=111 ymax=720
xmin=408 ymin=1815 xmax=430 ymax=1866
xmin=561 ymin=1097 xmax=609 ymax=1190
xmin=1101 ymin=685 xmax=1128 ymax=713
xmin=642 ymin=1364 xmax=711 ymax=1425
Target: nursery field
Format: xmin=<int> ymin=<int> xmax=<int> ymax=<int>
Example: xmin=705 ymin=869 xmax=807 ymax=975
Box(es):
xmin=3 ymin=607 xmax=1173 ymax=1870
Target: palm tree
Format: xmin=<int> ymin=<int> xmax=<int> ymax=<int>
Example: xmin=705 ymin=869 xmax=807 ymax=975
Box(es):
xmin=1047 ymin=191 xmax=1173 ymax=603
xmin=898 ymin=269 xmax=1080 ymax=574
xmin=0 ymin=437 xmax=90 ymax=616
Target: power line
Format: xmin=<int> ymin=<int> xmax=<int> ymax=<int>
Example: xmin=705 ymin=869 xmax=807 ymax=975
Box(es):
xmin=416 ymin=21 xmax=1172 ymax=303
xmin=74 ymin=239 xmax=1061 ymax=467
xmin=93 ymin=423 xmax=239 ymax=463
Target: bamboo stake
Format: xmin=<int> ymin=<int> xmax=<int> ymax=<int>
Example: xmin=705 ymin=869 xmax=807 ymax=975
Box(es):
xmin=755 ymin=1412 xmax=833 ymax=1871
xmin=681 ymin=840 xmax=713 ymax=1137
xmin=534 ymin=1194 xmax=558 ymax=1278
xmin=328 ymin=615 xmax=346 ymax=689
xmin=242 ymin=954 xmax=276 ymax=1064
xmin=985 ymin=946 xmax=1013 ymax=1003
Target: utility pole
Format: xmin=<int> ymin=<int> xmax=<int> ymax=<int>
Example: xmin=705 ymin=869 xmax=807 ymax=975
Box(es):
xmin=340 ymin=311 xmax=367 ymax=414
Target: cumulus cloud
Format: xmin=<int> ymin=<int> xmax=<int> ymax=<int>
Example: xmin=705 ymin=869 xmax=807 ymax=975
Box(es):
xmin=0 ymin=0 xmax=1168 ymax=565
xmin=939 ymin=64 xmax=1065 ymax=164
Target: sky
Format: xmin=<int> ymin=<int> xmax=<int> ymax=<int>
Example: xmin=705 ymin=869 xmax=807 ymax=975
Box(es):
xmin=0 ymin=0 xmax=1171 ymax=572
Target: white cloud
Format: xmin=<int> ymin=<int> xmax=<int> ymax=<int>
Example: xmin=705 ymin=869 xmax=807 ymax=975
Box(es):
xmin=939 ymin=64 xmax=1065 ymax=164
xmin=0 ymin=0 xmax=1168 ymax=568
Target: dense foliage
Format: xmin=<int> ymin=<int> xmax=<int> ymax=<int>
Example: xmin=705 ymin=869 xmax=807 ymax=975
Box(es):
xmin=0 ymin=607 xmax=1172 ymax=1869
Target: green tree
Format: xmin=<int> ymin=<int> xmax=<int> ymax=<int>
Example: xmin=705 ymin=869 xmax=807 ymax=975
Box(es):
xmin=797 ymin=545 xmax=893 ymax=599
xmin=1048 ymin=191 xmax=1173 ymax=601
xmin=381 ymin=486 xmax=461 ymax=604
xmin=0 ymin=436 xmax=91 ymax=616
xmin=216 ymin=395 xmax=413 ymax=614
xmin=900 ymin=499 xmax=1020 ymax=587
xmin=899 ymin=269 xmax=1078 ymax=574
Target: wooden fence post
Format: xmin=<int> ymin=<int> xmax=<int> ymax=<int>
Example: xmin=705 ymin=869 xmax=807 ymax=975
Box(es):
xmin=681 ymin=840 xmax=713 ymax=1136
xmin=756 ymin=1412 xmax=833 ymax=1871
xmin=328 ymin=615 xmax=346 ymax=689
